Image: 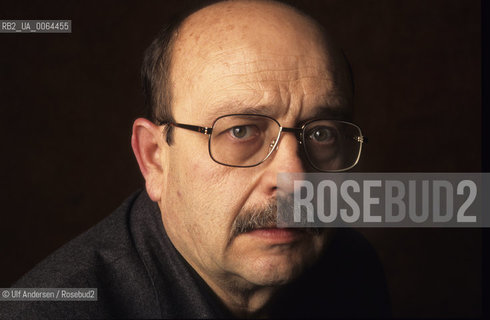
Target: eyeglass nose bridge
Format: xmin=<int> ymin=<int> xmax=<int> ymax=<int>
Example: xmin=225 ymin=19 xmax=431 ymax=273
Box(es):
xmin=267 ymin=126 xmax=304 ymax=156
xmin=279 ymin=126 xmax=304 ymax=145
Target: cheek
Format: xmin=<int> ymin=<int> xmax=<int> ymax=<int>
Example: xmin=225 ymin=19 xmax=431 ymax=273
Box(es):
xmin=169 ymin=129 xmax=257 ymax=199
xmin=166 ymin=140 xmax=260 ymax=229
xmin=167 ymin=150 xmax=233 ymax=221
xmin=184 ymin=161 xmax=223 ymax=195
xmin=184 ymin=157 xmax=250 ymax=202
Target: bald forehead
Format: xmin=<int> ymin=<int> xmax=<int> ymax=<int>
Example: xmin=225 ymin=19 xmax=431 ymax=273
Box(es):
xmin=175 ymin=1 xmax=328 ymax=58
xmin=168 ymin=0 xmax=353 ymax=119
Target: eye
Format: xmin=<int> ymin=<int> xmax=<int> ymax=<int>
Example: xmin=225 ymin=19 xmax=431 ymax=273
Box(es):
xmin=307 ymin=126 xmax=337 ymax=144
xmin=229 ymin=125 xmax=258 ymax=140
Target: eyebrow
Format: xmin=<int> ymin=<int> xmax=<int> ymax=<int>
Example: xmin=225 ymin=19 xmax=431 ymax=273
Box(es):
xmin=204 ymin=104 xmax=277 ymax=123
xmin=203 ymin=103 xmax=351 ymax=125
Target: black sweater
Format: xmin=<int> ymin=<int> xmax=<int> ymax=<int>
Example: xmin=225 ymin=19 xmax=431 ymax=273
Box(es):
xmin=0 ymin=190 xmax=391 ymax=318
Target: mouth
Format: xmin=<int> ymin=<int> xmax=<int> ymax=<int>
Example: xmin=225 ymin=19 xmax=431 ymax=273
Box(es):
xmin=242 ymin=227 xmax=307 ymax=243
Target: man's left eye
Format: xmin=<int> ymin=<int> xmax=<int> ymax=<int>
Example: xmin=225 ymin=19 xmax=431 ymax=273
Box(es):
xmin=307 ymin=126 xmax=337 ymax=144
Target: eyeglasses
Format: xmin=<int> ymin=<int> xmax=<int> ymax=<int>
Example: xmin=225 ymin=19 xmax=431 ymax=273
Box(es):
xmin=160 ymin=114 xmax=366 ymax=172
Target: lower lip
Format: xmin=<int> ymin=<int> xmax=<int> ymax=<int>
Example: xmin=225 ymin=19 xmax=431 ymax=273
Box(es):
xmin=245 ymin=228 xmax=304 ymax=242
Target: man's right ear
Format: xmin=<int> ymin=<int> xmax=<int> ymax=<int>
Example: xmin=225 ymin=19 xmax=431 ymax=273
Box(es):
xmin=131 ymin=118 xmax=167 ymax=202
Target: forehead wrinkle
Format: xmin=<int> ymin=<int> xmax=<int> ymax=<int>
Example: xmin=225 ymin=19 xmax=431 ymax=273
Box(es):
xmin=210 ymin=73 xmax=331 ymax=87
xmin=199 ymin=86 xmax=346 ymax=123
xmin=171 ymin=2 xmax=352 ymax=125
xmin=191 ymin=59 xmax=344 ymax=120
xmin=214 ymin=54 xmax=330 ymax=69
xmin=203 ymin=104 xmax=279 ymax=123
xmin=206 ymin=59 xmax=333 ymax=91
xmin=199 ymin=46 xmax=330 ymax=72
xmin=203 ymin=54 xmax=334 ymax=94
xmin=213 ymin=76 xmax=335 ymax=110
xmin=209 ymin=55 xmax=330 ymax=78
xmin=200 ymin=69 xmax=341 ymax=121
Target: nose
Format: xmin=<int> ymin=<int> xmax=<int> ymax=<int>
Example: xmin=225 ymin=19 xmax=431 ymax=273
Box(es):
xmin=269 ymin=132 xmax=305 ymax=173
xmin=258 ymin=132 xmax=308 ymax=198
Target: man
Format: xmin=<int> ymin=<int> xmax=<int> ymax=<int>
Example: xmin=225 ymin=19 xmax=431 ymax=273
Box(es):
xmin=1 ymin=0 xmax=390 ymax=318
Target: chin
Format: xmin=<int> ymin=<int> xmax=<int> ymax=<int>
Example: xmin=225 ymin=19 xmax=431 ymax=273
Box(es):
xmin=242 ymin=252 xmax=315 ymax=287
xmin=230 ymin=231 xmax=328 ymax=287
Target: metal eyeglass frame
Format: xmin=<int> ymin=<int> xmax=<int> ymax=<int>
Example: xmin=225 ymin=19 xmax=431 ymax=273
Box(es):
xmin=159 ymin=113 xmax=367 ymax=172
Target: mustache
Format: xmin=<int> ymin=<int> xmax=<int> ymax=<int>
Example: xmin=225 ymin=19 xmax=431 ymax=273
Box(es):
xmin=230 ymin=196 xmax=321 ymax=240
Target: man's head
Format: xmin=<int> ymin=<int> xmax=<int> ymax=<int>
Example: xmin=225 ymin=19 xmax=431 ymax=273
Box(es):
xmin=132 ymin=0 xmax=354 ymax=314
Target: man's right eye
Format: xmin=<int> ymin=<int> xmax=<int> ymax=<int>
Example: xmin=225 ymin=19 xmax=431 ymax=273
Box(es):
xmin=228 ymin=125 xmax=259 ymax=140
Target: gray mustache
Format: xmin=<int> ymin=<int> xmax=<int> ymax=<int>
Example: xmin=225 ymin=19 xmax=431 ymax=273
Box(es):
xmin=230 ymin=197 xmax=321 ymax=239
xmin=231 ymin=201 xmax=277 ymax=239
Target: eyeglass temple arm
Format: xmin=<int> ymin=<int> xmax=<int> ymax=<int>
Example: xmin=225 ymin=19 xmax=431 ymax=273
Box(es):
xmin=170 ymin=123 xmax=213 ymax=135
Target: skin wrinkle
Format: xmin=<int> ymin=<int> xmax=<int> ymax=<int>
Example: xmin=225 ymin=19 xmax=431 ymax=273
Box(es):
xmin=225 ymin=58 xmax=331 ymax=72
xmin=212 ymin=69 xmax=325 ymax=78
xmin=205 ymin=93 xmax=343 ymax=116
xmin=224 ymin=59 xmax=328 ymax=69
xmin=208 ymin=59 xmax=331 ymax=81
xmin=203 ymin=86 xmax=345 ymax=122
xmin=209 ymin=87 xmax=337 ymax=112
xmin=214 ymin=76 xmax=331 ymax=86
xmin=204 ymin=61 xmax=335 ymax=109
xmin=205 ymin=74 xmax=336 ymax=124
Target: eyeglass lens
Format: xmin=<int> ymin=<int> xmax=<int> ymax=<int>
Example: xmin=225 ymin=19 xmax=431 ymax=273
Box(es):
xmin=209 ymin=115 xmax=362 ymax=171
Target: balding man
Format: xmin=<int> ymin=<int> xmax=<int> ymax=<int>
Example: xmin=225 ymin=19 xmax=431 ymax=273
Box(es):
xmin=1 ymin=1 xmax=390 ymax=318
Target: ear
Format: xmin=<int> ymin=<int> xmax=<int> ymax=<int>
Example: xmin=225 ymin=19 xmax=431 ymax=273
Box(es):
xmin=131 ymin=118 xmax=166 ymax=202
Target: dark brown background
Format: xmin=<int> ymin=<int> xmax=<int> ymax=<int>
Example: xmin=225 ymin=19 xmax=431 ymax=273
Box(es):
xmin=0 ymin=0 xmax=482 ymax=317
